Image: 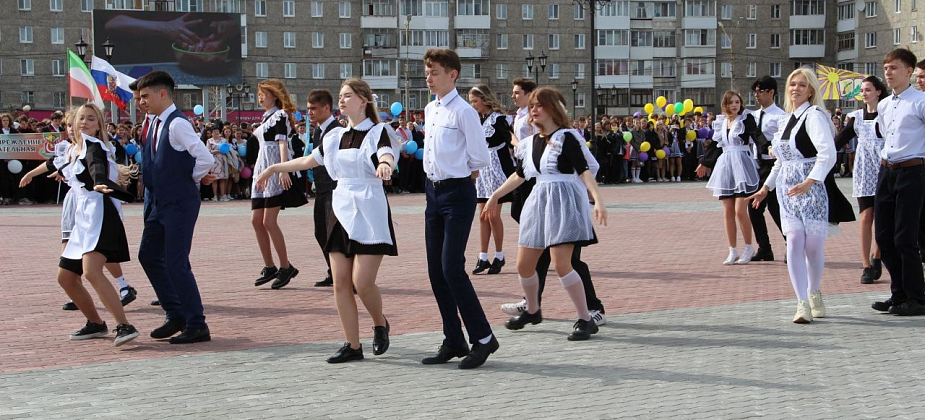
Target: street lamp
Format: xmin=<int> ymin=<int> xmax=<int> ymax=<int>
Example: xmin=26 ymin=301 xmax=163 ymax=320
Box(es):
xmin=74 ymin=36 xmax=89 ymax=63
xmin=610 ymin=85 xmax=618 ymax=108
xmin=102 ymin=38 xmax=115 ymax=61
xmin=718 ymin=18 xmax=743 ymax=91
xmin=525 ymin=51 xmax=548 ymax=84
xmin=226 ymin=81 xmax=251 ymax=123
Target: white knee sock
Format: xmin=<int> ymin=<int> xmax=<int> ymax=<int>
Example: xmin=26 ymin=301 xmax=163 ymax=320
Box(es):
xmin=804 ymin=235 xmax=826 ymax=295
xmin=786 ymin=230 xmax=809 ymax=302
xmin=520 ymin=273 xmax=540 ymax=313
xmin=559 ymin=270 xmax=590 ymax=321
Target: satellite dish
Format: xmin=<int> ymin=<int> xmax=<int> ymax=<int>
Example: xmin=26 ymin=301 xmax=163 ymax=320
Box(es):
xmin=235 ymin=83 xmax=244 ymax=91
xmin=856 ymin=1 xmax=866 ymax=12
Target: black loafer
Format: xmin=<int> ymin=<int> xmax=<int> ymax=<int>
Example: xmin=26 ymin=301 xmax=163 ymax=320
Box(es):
xmin=150 ymin=318 xmax=186 ymax=339
xmin=861 ymin=267 xmax=875 ymax=284
xmin=254 ymin=266 xmax=279 ymax=287
xmin=169 ymin=326 xmax=211 ymax=344
xmin=889 ymin=300 xmax=925 ymax=316
xmin=120 ymin=286 xmax=137 ymax=306
xmin=459 ymin=336 xmax=499 ymax=369
xmin=314 ymin=277 xmax=333 ymax=287
xmin=567 ymin=318 xmax=599 ymax=341
xmin=62 ymin=301 xmax=78 ymax=311
xmin=372 ymin=319 xmax=390 ymax=355
xmin=872 ymin=298 xmax=900 ymax=312
xmin=272 ymin=264 xmax=298 ymax=289
xmin=150 ymin=300 xmax=160 ymax=306
xmin=871 ymin=258 xmax=883 ymax=280
xmin=487 ymin=258 xmax=505 ymax=274
xmin=750 ymin=249 xmax=774 ymax=261
xmin=472 ymin=259 xmax=491 ymax=275
xmin=421 ymin=344 xmax=470 ymax=365
xmin=327 ymin=342 xmax=364 ymax=363
xmin=505 ymin=309 xmax=543 ymax=330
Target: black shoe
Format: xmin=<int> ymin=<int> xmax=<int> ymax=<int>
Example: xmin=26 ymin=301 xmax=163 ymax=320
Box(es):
xmin=751 ymin=249 xmax=775 ymax=262
xmin=421 ymin=343 xmax=470 ymax=365
xmin=272 ymin=264 xmax=298 ymax=289
xmin=70 ymin=321 xmax=108 ymax=340
xmin=472 ymin=259 xmax=491 ymax=274
xmin=169 ymin=326 xmax=211 ymax=344
xmin=120 ymin=286 xmax=137 ymax=306
xmin=505 ymin=309 xmax=543 ymax=330
xmin=861 ymin=267 xmax=875 ymax=284
xmin=314 ymin=276 xmax=333 ymax=287
xmin=459 ymin=336 xmax=499 ymax=369
xmin=487 ymin=258 xmax=505 ymax=274
xmin=254 ymin=266 xmax=279 ymax=287
xmin=113 ymin=324 xmax=139 ymax=347
xmin=568 ymin=318 xmax=600 ymax=341
xmin=888 ymin=300 xmax=925 ymax=316
xmin=872 ymin=298 xmax=901 ymax=312
xmin=871 ymin=258 xmax=883 ymax=280
xmin=150 ymin=318 xmax=186 ymax=339
xmin=372 ymin=319 xmax=390 ymax=355
xmin=151 ymin=300 xmax=160 ymax=306
xmin=62 ymin=301 xmax=78 ymax=311
xmin=327 ymin=342 xmax=364 ymax=363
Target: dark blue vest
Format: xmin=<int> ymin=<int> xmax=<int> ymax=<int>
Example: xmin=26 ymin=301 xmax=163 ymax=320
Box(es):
xmin=143 ymin=107 xmax=198 ymax=205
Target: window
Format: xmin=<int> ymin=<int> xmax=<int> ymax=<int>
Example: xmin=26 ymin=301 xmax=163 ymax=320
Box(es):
xmin=837 ymin=32 xmax=855 ymax=51
xmin=20 ymin=59 xmax=34 ymax=76
xmin=53 ymin=92 xmax=67 ymax=108
xmin=720 ymin=4 xmax=731 ymax=19
xmin=576 ymin=93 xmax=586 ymax=108
xmin=496 ymin=63 xmax=507 ymax=79
xmin=633 ymin=1 xmax=652 ymax=18
xmin=791 ymin=0 xmax=825 ymax=15
xmin=746 ymin=33 xmax=756 ymax=49
xmin=497 ymin=33 xmax=508 ymax=49
xmin=574 ymin=4 xmax=585 ymax=19
xmin=654 ymin=59 xmax=676 ymax=77
xmin=653 ymin=31 xmax=675 ymax=48
xmin=790 ymin=29 xmax=825 ymax=45
xmin=283 ymin=1 xmax=295 ymax=17
xmin=312 ymin=32 xmax=324 ymax=48
xmin=425 ymin=0 xmax=447 ymax=17
xmin=746 ymin=62 xmax=756 ymax=78
xmin=747 ymin=5 xmax=756 ymax=19
xmin=457 ymin=29 xmax=489 ymax=48
xmin=770 ymin=33 xmax=781 ymax=48
xmin=522 ymin=4 xmax=533 ymax=20
xmin=310 ymin=1 xmax=322 ymax=17
xmin=721 ymin=62 xmax=731 ymax=78
xmin=685 ymin=1 xmax=716 ymax=17
xmin=865 ymin=31 xmax=877 ymax=48
xmin=496 ymin=3 xmax=507 ymax=19
xmin=914 ymin=26 xmax=920 ymax=43
xmin=50 ymin=0 xmax=62 ymax=11
xmin=894 ymin=28 xmax=901 ymax=45
xmin=22 ymin=91 xmax=34 ymax=105
xmin=255 ymin=31 xmax=267 ymax=48
xmin=177 ymin=0 xmax=201 ymax=11
xmin=283 ymin=32 xmax=296 ymax=48
xmin=256 ymin=62 xmax=268 ymax=78
xmin=575 ymin=63 xmax=586 ymax=79
xmin=19 ymin=27 xmax=33 ymax=43
xmin=653 ymin=1 xmax=676 ymax=17
xmin=105 ymin=0 xmax=144 ymax=10
xmin=896 ymin=0 xmax=902 ymax=12
xmin=18 ymin=0 xmax=31 ymax=11
xmin=864 ymin=62 xmax=878 ymax=75
xmin=575 ymin=34 xmax=586 ymax=49
xmin=254 ymin=0 xmax=265 ymax=16
xmin=523 ymin=34 xmax=534 ymax=50
xmin=632 ymin=30 xmax=653 ymax=47
xmin=548 ymin=4 xmax=559 ymax=19
xmin=81 ymin=0 xmax=93 ymax=12
xmin=770 ymin=62 xmax=781 ymax=78
xmin=340 ymin=63 xmax=352 ymax=78
xmin=460 ymin=63 xmax=481 ymax=79
xmin=771 ymin=4 xmax=781 ymax=18
xmin=599 ymin=1 xmax=630 ymax=17
xmin=629 ymin=60 xmax=651 ymax=76
xmin=596 ymin=59 xmax=630 ymax=76
xmin=720 ymin=33 xmax=730 ymax=49
xmin=51 ymin=28 xmax=64 ymax=45
xmin=549 ymin=34 xmax=560 ymax=50
xmin=339 ymin=1 xmax=351 ymax=17
xmin=548 ymin=63 xmax=560 ymax=79
xmin=364 ymin=59 xmax=395 ymax=77
xmin=457 ymin=0 xmax=487 ymax=15
xmin=598 ymin=30 xmax=629 ymax=46
xmin=866 ymin=1 xmax=877 ymax=17
xmin=312 ymin=63 xmax=324 ymax=79
xmin=423 ymin=30 xmax=448 ymax=47
xmin=837 ymin=4 xmax=855 ymax=20
xmin=335 ymin=33 xmax=349 ymax=49
xmin=284 ymin=63 xmax=297 ymax=79
xmin=684 ymin=58 xmax=715 ymax=75
xmin=683 ymin=29 xmax=714 ymax=47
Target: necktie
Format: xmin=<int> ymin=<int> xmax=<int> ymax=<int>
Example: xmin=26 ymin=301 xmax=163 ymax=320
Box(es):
xmin=141 ymin=117 xmax=150 ymax=147
xmin=758 ymin=110 xmax=765 ymax=130
xmin=151 ymin=118 xmax=161 ymax=155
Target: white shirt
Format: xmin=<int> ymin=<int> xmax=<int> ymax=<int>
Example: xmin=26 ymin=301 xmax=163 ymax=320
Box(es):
xmin=751 ymin=103 xmax=786 ymax=160
xmin=422 ymin=88 xmax=489 ymax=181
xmin=152 ymin=104 xmax=215 ymax=183
xmin=878 ymin=86 xmax=925 ymax=163
xmin=512 ymin=106 xmax=536 ymax=142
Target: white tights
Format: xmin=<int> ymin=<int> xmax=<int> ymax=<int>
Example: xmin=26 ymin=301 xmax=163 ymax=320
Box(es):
xmin=786 ymin=229 xmax=826 ymax=302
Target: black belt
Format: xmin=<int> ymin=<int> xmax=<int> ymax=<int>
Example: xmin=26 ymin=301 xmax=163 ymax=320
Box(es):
xmin=426 ymin=177 xmax=471 ymax=189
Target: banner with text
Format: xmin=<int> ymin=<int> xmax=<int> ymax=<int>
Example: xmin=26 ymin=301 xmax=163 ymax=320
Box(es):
xmin=0 ymin=132 xmax=67 ymax=160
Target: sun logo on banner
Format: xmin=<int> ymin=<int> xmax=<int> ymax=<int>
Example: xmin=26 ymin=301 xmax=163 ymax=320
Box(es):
xmin=815 ymin=63 xmax=867 ymax=102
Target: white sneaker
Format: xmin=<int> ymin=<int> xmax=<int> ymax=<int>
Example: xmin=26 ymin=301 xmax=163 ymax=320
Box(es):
xmin=633 ymin=178 xmax=643 ymax=184
xmin=793 ymin=300 xmax=812 ymax=324
xmin=809 ymin=290 xmax=826 ymax=318
xmin=735 ymin=245 xmax=755 ymax=265
xmin=723 ymin=248 xmax=738 ymax=265
xmin=501 ymin=299 xmax=527 ymax=316
xmin=590 ymin=310 xmax=607 ymax=326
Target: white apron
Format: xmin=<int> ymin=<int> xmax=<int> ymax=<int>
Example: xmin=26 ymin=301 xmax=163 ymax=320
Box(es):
xmin=849 ymin=110 xmax=885 ymax=198
xmin=61 ymin=135 xmax=124 ymax=260
xmin=251 ymin=109 xmax=298 ymax=199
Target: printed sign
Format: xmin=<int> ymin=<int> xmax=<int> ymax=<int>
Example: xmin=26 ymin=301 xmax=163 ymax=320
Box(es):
xmin=0 ymin=133 xmax=67 ymax=160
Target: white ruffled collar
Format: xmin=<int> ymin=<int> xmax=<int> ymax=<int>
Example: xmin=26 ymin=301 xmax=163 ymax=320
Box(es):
xmin=346 ymin=118 xmax=374 ymax=132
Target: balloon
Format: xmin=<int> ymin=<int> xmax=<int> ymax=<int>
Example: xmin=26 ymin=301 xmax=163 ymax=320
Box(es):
xmin=694 ymin=106 xmax=704 ymax=114
xmin=7 ymin=160 xmax=23 ymax=174
xmin=643 ymin=103 xmax=654 ymax=114
xmin=238 ymin=144 xmax=247 ymax=156
xmin=633 ymin=111 xmax=643 ymax=117
xmin=679 ymin=110 xmax=687 ymax=116
xmin=586 ymin=141 xmax=591 ymax=148
xmin=656 ymin=96 xmax=667 ymax=108
xmin=640 ymin=141 xmax=651 ymax=152
xmin=414 ymin=149 xmax=424 ymax=160
xmin=124 ymin=144 xmax=138 ymax=155
xmin=241 ymin=167 xmax=252 ymax=179
xmin=622 ymin=132 xmax=632 ymax=142
xmin=134 ymin=152 xmax=143 ymax=163
xmin=193 ymin=105 xmax=204 ymax=115
xmin=638 ymin=152 xmax=649 ymax=162
xmin=686 ymin=130 xmax=697 ymax=141
xmin=294 ymin=111 xmax=303 ymax=122
xmin=655 ymin=149 xmax=666 ymax=160
xmin=665 ymin=106 xmax=675 ymax=116
xmin=404 ymin=140 xmax=418 ymax=154
xmin=219 ymin=143 xmax=231 ymax=154
xmin=674 ymin=102 xmax=684 ymax=114
xmin=648 ymin=113 xmax=655 ymax=121
xmin=663 ymin=146 xmax=671 ymax=155
xmin=683 ymin=99 xmax=694 ymax=113
xmin=390 ymin=102 xmax=403 ymax=116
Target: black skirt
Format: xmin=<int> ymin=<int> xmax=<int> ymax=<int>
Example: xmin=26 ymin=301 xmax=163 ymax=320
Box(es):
xmin=325 ymin=207 xmax=398 ymax=257
xmin=59 ymin=196 xmax=130 ymax=275
xmin=251 ymin=174 xmax=308 ymax=210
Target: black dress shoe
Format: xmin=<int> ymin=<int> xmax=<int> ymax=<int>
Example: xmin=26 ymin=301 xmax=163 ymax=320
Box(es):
xmin=872 ymin=298 xmax=901 ymax=312
xmin=272 ymin=264 xmax=298 ymax=289
xmin=487 ymin=258 xmax=505 ymax=274
xmin=871 ymin=258 xmax=883 ymax=280
xmin=505 ymin=309 xmax=542 ymax=330
xmin=861 ymin=267 xmax=875 ymax=284
xmin=472 ymin=259 xmax=491 ymax=274
xmin=120 ymin=286 xmax=137 ymax=306
xmin=327 ymin=342 xmax=364 ymax=363
xmin=889 ymin=300 xmax=925 ymax=316
xmin=254 ymin=266 xmax=279 ymax=287
xmin=568 ymin=318 xmax=600 ymax=341
xmin=150 ymin=300 xmax=160 ymax=306
xmin=169 ymin=326 xmax=211 ymax=344
xmin=150 ymin=318 xmax=186 ymax=339
xmin=751 ymin=249 xmax=774 ymax=262
xmin=314 ymin=277 xmax=333 ymax=287
xmin=372 ymin=319 xmax=390 ymax=355
xmin=421 ymin=343 xmax=470 ymax=365
xmin=62 ymin=301 xmax=78 ymax=311
xmin=459 ymin=336 xmax=499 ymax=369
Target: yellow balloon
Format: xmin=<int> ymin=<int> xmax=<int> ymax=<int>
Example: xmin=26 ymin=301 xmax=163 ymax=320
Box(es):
xmin=648 ymin=113 xmax=655 ymax=120
xmin=655 ymin=149 xmax=666 ymax=160
xmin=694 ymin=106 xmax=704 ymax=114
xmin=666 ymin=106 xmax=675 ymax=116
xmin=644 ymin=103 xmax=655 ymax=114
xmin=679 ymin=110 xmax=687 ymax=116
xmin=586 ymin=141 xmax=592 ymax=148
xmin=656 ymin=96 xmax=667 ymax=108
xmin=640 ymin=141 xmax=651 ymax=152
xmin=683 ymin=99 xmax=694 ymax=113
xmin=686 ymin=130 xmax=697 ymax=141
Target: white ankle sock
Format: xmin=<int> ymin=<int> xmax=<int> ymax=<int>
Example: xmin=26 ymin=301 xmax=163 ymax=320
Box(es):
xmin=478 ymin=252 xmax=488 ymax=261
xmin=494 ymin=251 xmax=504 ymax=261
xmin=115 ymin=276 xmax=128 ymax=290
xmin=478 ymin=334 xmax=493 ymax=345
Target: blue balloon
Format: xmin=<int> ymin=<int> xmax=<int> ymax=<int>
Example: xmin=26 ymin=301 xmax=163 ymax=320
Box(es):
xmin=294 ymin=111 xmax=303 ymax=122
xmin=134 ymin=152 xmax=143 ymax=163
xmin=414 ymin=148 xmax=424 ymax=160
xmin=390 ymin=102 xmax=403 ymax=116
xmin=193 ymin=105 xmax=204 ymax=115
xmin=404 ymin=140 xmax=418 ymax=154
xmin=219 ymin=143 xmax=231 ymax=154
xmin=238 ymin=144 xmax=247 ymax=157
xmin=125 ymin=144 xmax=138 ymax=155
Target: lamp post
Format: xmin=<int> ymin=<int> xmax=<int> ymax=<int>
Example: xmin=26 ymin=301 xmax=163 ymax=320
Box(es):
xmin=226 ymin=81 xmax=251 ymax=124
xmin=74 ymin=36 xmax=89 ymax=64
xmin=525 ymin=51 xmax=548 ymax=85
xmin=103 ymin=38 xmax=114 ymax=61
xmin=570 ymin=78 xmax=579 ymax=116
xmin=718 ymin=18 xmax=743 ymax=91
xmin=573 ymin=0 xmax=613 ymax=126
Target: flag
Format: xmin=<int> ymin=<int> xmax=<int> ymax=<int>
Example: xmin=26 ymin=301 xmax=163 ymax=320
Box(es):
xmin=67 ymin=50 xmax=104 ymax=108
xmin=90 ymin=56 xmax=136 ymax=110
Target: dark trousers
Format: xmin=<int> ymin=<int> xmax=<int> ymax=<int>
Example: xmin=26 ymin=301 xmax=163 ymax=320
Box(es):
xmin=138 ymin=190 xmax=207 ymax=328
xmin=875 ymin=165 xmax=925 ymax=304
xmin=424 ymin=180 xmax=492 ymax=347
xmin=313 ymin=189 xmax=333 ymax=280
xmin=536 ymin=246 xmax=604 ymax=313
xmin=749 ymin=159 xmax=783 ymax=251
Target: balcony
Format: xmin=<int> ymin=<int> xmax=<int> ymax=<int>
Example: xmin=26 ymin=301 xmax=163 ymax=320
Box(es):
xmin=836 ymin=18 xmax=856 ymax=33
xmin=454 ymin=15 xmax=490 ymax=29
xmin=595 ymin=15 xmax=631 ymax=30
xmin=456 ymin=31 xmax=489 ymax=59
xmin=790 ymin=14 xmax=826 ymax=29
xmin=681 ymin=45 xmax=715 ymax=58
xmin=362 ymin=16 xmax=398 ymax=29
xmin=595 ymin=45 xmax=631 ymax=59
xmin=790 ymin=44 xmax=826 ymax=58
xmin=681 ymin=16 xmax=716 ymax=30
xmin=364 ymin=76 xmax=399 ymax=90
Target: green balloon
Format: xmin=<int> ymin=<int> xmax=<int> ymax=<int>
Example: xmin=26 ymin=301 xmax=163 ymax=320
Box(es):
xmin=623 ymin=132 xmax=632 ymax=142
xmin=674 ymin=102 xmax=684 ymax=114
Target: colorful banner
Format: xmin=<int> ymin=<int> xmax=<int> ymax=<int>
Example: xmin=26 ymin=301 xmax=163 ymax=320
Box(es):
xmin=815 ymin=64 xmax=867 ymax=101
xmin=0 ymin=132 xmax=66 ymax=160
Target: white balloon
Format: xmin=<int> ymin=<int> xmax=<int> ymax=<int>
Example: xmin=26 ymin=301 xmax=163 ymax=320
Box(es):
xmin=8 ymin=160 xmax=23 ymax=174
